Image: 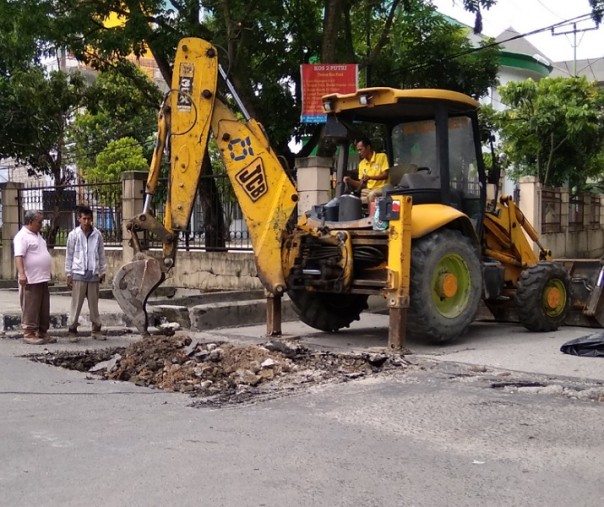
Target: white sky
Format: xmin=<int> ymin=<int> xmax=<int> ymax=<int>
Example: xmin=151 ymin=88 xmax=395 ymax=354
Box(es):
xmin=433 ymin=0 xmax=604 ymax=62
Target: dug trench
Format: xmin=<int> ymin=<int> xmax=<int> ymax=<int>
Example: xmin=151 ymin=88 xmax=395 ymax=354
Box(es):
xmin=25 ymin=333 xmax=604 ymax=407
xmin=26 ymin=335 xmax=410 ymax=408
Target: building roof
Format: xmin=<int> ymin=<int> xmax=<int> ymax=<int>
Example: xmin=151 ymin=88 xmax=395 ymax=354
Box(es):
xmin=494 ymin=27 xmax=549 ymax=61
xmin=492 ymin=28 xmax=551 ymax=77
xmin=550 ymin=58 xmax=604 ymax=84
xmin=494 ymin=27 xmax=604 ymax=85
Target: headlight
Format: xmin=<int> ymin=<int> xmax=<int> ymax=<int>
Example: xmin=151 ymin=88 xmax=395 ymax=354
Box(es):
xmin=359 ymin=93 xmax=372 ymax=105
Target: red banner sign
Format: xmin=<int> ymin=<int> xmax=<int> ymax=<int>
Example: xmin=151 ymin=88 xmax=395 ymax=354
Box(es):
xmin=300 ymin=64 xmax=358 ymax=123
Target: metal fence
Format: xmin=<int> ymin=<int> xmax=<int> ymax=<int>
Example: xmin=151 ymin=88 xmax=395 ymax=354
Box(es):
xmin=541 ymin=188 xmax=562 ymax=233
xmin=568 ymin=193 xmax=585 ymax=232
xmin=541 ymin=189 xmax=602 ymax=234
xmin=17 ymin=181 xmax=122 ymax=247
xmin=16 ymin=174 xmax=251 ymax=251
xmin=589 ymin=194 xmax=601 ymax=228
xmin=148 ymin=174 xmax=251 ymax=251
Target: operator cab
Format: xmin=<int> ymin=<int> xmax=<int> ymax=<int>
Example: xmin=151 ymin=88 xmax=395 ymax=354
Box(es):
xmin=317 ymin=88 xmax=486 ymax=227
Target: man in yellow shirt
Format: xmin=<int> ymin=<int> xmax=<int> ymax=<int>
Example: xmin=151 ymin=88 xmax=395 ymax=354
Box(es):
xmin=343 ymin=137 xmax=390 ymax=200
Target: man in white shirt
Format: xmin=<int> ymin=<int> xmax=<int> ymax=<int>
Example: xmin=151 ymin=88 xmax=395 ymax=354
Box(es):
xmin=13 ymin=210 xmax=56 ymax=345
xmin=65 ymin=205 xmax=107 ymax=342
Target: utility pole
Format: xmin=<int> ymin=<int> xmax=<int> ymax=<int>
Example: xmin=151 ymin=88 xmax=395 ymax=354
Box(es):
xmin=551 ymin=21 xmax=600 ymax=77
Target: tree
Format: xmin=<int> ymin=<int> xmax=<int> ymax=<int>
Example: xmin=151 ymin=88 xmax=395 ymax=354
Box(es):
xmin=0 ymin=66 xmax=87 ymax=246
xmin=86 ymin=137 xmax=148 ymax=237
xmin=369 ymin=0 xmax=500 ymax=98
xmin=0 ymin=0 xmax=507 ymax=250
xmin=7 ymin=0 xmax=499 ymax=247
xmin=0 ymin=68 xmax=86 ymax=183
xmin=19 ymin=1 xmax=499 ymax=155
xmin=69 ymin=62 xmax=162 ymax=178
xmin=492 ymin=77 xmax=604 ymax=188
xmin=5 ymin=0 xmax=604 ymax=160
xmin=91 ymin=137 xmax=148 ymax=182
xmin=0 ymin=0 xmax=54 ymax=74
xmin=590 ymin=0 xmax=604 ymax=23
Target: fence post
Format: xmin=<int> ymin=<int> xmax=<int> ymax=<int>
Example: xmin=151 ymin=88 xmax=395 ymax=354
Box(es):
xmin=120 ymin=171 xmax=148 ymax=265
xmin=560 ymin=187 xmax=570 ymax=257
xmin=295 ymin=157 xmax=333 ymax=216
xmin=0 ymin=182 xmax=24 ymax=280
xmin=517 ymin=176 xmax=541 ymax=255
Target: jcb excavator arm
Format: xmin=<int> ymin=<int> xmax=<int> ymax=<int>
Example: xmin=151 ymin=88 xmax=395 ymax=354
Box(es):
xmin=483 ymin=195 xmax=550 ymax=284
xmin=113 ymin=38 xmax=298 ymax=334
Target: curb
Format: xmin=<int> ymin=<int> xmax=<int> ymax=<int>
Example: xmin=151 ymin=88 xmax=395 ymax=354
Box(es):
xmin=0 ymin=312 xmax=127 ymax=334
xmin=1 ymin=325 xmax=137 ymax=341
xmin=145 ymin=298 xmax=297 ymax=331
xmin=0 ymin=299 xmax=297 ymax=337
xmin=1 ymin=294 xmax=389 ymax=338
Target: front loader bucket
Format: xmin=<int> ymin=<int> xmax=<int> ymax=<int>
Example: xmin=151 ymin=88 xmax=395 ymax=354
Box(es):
xmin=556 ymin=259 xmax=604 ymax=328
xmin=112 ymin=256 xmax=165 ymax=335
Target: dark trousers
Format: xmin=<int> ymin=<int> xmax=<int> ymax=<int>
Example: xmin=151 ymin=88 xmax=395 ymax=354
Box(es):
xmin=19 ymin=282 xmax=50 ymax=336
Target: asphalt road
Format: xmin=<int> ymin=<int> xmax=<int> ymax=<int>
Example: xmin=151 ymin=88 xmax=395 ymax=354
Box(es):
xmin=1 ymin=315 xmax=603 ymax=506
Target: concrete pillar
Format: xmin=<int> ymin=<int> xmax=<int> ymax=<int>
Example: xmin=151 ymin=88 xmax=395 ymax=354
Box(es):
xmin=0 ymin=182 xmax=24 ymax=280
xmin=560 ymin=188 xmax=570 ymax=257
xmin=517 ymin=176 xmax=541 ymax=255
xmin=120 ymin=171 xmax=147 ymax=264
xmin=295 ymin=157 xmax=333 ymax=216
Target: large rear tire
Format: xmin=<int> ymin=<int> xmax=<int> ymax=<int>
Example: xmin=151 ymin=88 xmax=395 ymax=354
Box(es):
xmin=289 ymin=290 xmax=369 ymax=332
xmin=516 ymin=262 xmax=571 ymax=331
xmin=408 ymin=229 xmax=483 ymax=344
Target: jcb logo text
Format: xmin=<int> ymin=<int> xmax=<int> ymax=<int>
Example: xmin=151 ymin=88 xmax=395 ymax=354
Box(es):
xmin=236 ymin=163 xmax=268 ymax=202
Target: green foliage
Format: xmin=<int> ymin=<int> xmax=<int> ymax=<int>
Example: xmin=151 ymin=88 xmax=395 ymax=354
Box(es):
xmin=5 ymin=0 xmax=502 ymax=161
xmin=492 ymin=77 xmax=604 ymax=188
xmin=0 ymin=0 xmax=54 ymax=74
xmin=370 ymin=0 xmax=500 ymax=98
xmin=459 ymin=0 xmax=496 ymax=33
xmin=69 ymin=62 xmax=162 ymax=174
xmin=0 ymin=67 xmax=86 ymax=183
xmin=86 ymin=136 xmax=149 ymax=206
xmin=89 ymin=137 xmax=148 ymax=182
xmin=590 ymin=0 xmax=604 ymax=23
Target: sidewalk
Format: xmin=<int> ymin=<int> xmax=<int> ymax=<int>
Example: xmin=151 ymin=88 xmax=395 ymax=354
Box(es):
xmin=0 ymin=286 xmax=298 ymax=339
xmin=0 ymin=287 xmax=130 ymax=338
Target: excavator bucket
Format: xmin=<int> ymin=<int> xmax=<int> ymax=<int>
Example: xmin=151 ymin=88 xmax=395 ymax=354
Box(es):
xmin=557 ymin=259 xmax=604 ymax=328
xmin=112 ymin=256 xmax=165 ymax=335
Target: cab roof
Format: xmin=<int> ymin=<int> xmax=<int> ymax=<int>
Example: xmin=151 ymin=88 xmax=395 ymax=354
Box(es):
xmin=322 ymin=87 xmax=480 ymax=123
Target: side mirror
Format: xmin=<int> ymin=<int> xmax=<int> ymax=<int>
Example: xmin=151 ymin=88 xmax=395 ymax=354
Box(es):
xmin=486 ymin=133 xmax=500 ymax=185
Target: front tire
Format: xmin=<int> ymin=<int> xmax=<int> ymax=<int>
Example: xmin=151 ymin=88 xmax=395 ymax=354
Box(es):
xmin=408 ymin=229 xmax=483 ymax=344
xmin=516 ymin=262 xmax=571 ymax=331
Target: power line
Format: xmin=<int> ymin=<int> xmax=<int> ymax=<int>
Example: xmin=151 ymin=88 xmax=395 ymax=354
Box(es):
xmin=536 ymin=0 xmax=564 ymax=20
xmin=551 ymin=19 xmax=601 ymax=76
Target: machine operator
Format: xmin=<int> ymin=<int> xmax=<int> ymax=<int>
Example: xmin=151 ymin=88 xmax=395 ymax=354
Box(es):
xmin=343 ymin=137 xmax=390 ymax=201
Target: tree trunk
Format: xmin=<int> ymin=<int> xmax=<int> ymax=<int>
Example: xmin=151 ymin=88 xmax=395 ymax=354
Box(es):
xmin=322 ymin=0 xmax=345 ymax=62
xmin=198 ymin=153 xmax=227 ymax=251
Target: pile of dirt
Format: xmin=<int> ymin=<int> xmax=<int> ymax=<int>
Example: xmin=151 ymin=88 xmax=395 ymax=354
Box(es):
xmin=29 ymin=335 xmax=408 ymax=407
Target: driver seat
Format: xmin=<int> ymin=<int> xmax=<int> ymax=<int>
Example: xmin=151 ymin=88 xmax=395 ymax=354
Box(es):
xmin=399 ymin=171 xmax=440 ymax=189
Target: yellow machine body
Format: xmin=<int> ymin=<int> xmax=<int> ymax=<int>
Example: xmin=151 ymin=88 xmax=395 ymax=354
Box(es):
xmin=113 ymin=37 xmax=602 ymax=346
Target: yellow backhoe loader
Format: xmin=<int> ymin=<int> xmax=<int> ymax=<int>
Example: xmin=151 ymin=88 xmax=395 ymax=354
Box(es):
xmin=113 ymin=37 xmax=604 ymax=348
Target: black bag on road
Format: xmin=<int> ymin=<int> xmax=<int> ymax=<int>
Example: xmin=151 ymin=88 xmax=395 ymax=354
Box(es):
xmin=560 ymin=332 xmax=604 ymax=357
